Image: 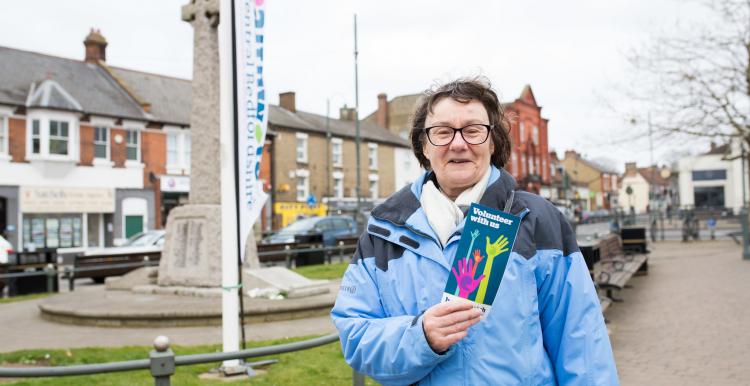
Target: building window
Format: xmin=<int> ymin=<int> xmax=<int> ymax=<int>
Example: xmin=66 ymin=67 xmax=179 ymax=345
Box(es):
xmin=166 ymin=129 xmax=191 ymax=173
xmin=521 ymin=154 xmax=527 ymax=175
xmin=27 ymin=115 xmax=78 ymax=159
xmin=184 ymin=132 xmax=191 ymax=171
xmin=126 ymin=129 xmax=140 ymax=161
xmin=23 ymin=214 xmax=83 ymax=250
xmin=296 ymin=175 xmax=309 ymax=202
xmin=519 ymin=121 xmax=525 ymax=142
xmin=31 ymin=119 xmax=41 ymax=154
xmin=334 ymin=175 xmax=343 ymax=198
xmin=692 ymin=169 xmax=726 ymax=181
xmin=48 ymin=120 xmax=69 ymax=155
xmin=167 ymin=131 xmax=179 ymax=167
xmin=369 ymin=178 xmax=379 ymax=200
xmin=296 ymin=133 xmax=308 ymax=163
xmin=368 ymin=143 xmax=378 ymax=170
xmin=533 ymin=125 xmax=539 ymax=145
xmin=0 ymin=116 xmax=7 ymax=155
xmin=331 ymin=138 xmax=342 ymax=167
xmin=511 ymin=152 xmax=517 ymax=175
xmin=94 ymin=126 xmax=109 ymax=159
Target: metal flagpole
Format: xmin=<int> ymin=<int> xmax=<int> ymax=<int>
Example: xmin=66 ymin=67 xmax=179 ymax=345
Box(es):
xmin=353 ymin=14 xmax=363 ymax=231
xmin=218 ymin=0 xmax=241 ymax=370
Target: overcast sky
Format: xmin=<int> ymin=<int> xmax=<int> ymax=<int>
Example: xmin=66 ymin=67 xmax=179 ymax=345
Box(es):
xmin=1 ymin=0 xmax=708 ymax=171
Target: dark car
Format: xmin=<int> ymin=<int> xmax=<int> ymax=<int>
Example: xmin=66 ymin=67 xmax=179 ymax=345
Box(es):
xmin=262 ymin=216 xmax=357 ymax=246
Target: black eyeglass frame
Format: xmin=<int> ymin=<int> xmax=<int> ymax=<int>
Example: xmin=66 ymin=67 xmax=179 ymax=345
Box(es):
xmin=423 ymin=124 xmax=493 ymax=146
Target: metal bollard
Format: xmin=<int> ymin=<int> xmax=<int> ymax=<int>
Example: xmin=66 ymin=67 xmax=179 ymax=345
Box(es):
xmin=353 ymin=369 xmax=365 ymax=386
xmin=64 ymin=266 xmax=75 ymax=292
xmin=45 ymin=264 xmax=55 ymax=293
xmin=150 ymin=336 xmax=175 ymax=386
xmin=284 ymin=245 xmax=292 ymax=269
xmin=741 ymin=206 xmax=750 ymax=260
xmin=338 ymin=241 xmax=345 ymax=263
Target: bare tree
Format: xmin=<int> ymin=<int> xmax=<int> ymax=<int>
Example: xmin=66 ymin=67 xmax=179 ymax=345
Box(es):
xmin=626 ymin=0 xmax=750 ymax=145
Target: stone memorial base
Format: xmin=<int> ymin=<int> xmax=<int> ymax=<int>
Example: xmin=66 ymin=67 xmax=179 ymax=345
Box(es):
xmin=158 ymin=204 xmax=223 ymax=287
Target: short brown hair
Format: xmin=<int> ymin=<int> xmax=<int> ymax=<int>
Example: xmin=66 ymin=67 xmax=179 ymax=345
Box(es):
xmin=410 ymin=77 xmax=512 ymax=170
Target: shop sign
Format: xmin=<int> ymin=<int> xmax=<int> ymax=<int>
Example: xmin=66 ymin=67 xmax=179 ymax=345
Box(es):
xmin=161 ymin=175 xmax=191 ymax=193
xmin=20 ymin=187 xmax=115 ymax=213
xmin=273 ymin=202 xmax=328 ymax=228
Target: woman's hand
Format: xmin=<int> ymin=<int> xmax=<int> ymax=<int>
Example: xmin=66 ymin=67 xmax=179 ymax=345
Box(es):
xmin=422 ymin=300 xmax=482 ymax=353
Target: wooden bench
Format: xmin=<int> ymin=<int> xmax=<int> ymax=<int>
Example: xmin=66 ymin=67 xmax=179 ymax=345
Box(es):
xmin=592 ymin=233 xmax=648 ymax=302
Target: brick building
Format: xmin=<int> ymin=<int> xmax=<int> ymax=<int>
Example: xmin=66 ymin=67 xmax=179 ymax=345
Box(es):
xmin=560 ymin=150 xmax=619 ymax=211
xmin=503 ymin=85 xmax=551 ymax=194
xmin=269 ymin=92 xmax=410 ymax=228
xmin=0 ymin=30 xmax=190 ymax=250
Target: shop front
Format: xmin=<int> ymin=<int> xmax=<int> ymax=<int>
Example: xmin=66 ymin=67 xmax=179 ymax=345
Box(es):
xmin=19 ymin=186 xmax=115 ymax=251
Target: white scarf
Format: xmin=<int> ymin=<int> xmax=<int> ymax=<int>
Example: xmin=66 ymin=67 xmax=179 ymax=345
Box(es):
xmin=420 ymin=166 xmax=492 ymax=247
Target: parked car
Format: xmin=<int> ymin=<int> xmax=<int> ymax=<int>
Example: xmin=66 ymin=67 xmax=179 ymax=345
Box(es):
xmin=0 ymin=235 xmax=13 ymax=265
xmin=73 ymin=230 xmax=165 ymax=283
xmin=262 ymin=216 xmax=357 ymax=246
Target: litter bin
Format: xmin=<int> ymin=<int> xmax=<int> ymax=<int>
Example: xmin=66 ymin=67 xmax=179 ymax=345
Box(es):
xmin=294 ymin=233 xmax=325 ymax=266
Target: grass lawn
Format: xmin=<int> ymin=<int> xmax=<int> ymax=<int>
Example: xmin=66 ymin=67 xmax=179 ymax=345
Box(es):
xmin=0 ymin=336 xmax=378 ymax=385
xmin=292 ymin=261 xmax=349 ymax=280
xmin=0 ymin=293 xmax=51 ymax=305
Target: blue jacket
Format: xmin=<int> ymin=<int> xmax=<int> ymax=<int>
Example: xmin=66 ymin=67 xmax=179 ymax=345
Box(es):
xmin=331 ymin=167 xmax=619 ymax=385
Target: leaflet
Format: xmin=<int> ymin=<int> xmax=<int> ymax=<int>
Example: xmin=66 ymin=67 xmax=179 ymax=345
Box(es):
xmin=442 ymin=202 xmax=520 ymax=315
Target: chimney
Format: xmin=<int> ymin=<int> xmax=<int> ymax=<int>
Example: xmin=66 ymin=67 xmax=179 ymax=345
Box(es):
xmin=376 ymin=93 xmax=388 ymax=128
xmin=84 ymin=28 xmax=108 ymax=64
xmin=564 ymin=150 xmax=578 ymax=159
xmin=279 ymin=91 xmax=296 ymax=112
xmin=339 ymin=105 xmax=356 ymax=121
xmin=625 ymin=162 xmax=637 ymax=172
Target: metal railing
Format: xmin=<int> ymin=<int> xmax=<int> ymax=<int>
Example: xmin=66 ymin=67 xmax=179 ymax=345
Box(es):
xmin=0 ymin=333 xmax=366 ymax=385
xmin=257 ymin=240 xmax=357 ymax=268
xmin=0 ymin=242 xmax=357 ymax=296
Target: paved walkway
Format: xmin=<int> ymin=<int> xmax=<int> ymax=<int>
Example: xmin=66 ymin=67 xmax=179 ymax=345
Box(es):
xmin=607 ymin=239 xmax=750 ymax=385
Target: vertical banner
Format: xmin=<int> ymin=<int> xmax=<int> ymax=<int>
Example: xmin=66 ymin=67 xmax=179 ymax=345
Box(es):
xmin=235 ymin=0 xmax=268 ymax=262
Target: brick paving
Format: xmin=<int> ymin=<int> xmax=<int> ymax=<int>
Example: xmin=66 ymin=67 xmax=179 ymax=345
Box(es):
xmin=607 ymin=239 xmax=750 ymax=385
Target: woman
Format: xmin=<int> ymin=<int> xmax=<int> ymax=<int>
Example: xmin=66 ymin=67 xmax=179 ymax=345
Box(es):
xmin=332 ymin=78 xmax=618 ymax=385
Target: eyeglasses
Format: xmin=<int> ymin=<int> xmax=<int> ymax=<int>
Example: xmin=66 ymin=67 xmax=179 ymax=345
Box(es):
xmin=424 ymin=124 xmax=492 ymax=146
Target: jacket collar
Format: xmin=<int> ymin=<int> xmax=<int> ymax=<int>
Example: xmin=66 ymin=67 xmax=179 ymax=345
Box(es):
xmin=371 ymin=166 xmax=518 ymax=235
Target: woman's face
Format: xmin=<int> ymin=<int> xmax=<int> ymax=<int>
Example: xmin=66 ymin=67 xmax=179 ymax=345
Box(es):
xmin=422 ymin=97 xmax=494 ymax=199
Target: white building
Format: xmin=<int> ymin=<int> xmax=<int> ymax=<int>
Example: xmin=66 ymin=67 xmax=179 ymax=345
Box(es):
xmin=394 ymin=147 xmax=423 ymax=190
xmin=618 ymin=162 xmax=673 ymax=214
xmin=678 ymin=140 xmax=749 ymax=213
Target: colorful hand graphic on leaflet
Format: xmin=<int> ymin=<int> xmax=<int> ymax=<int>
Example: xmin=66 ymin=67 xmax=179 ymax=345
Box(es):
xmin=474 ymin=235 xmax=510 ymax=304
xmin=451 ymin=258 xmax=485 ymax=298
xmin=472 ymin=249 xmax=484 ymax=267
xmin=486 ymin=235 xmax=509 ymax=260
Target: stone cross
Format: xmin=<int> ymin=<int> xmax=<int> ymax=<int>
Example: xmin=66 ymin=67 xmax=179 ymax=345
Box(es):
xmin=159 ymin=1 xmax=260 ymax=288
xmin=182 ymin=0 xmax=220 ymax=205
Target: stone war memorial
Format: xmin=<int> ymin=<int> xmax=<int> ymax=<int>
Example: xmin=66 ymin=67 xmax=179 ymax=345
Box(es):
xmin=37 ymin=0 xmax=333 ymax=327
